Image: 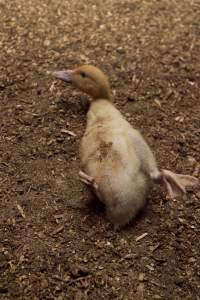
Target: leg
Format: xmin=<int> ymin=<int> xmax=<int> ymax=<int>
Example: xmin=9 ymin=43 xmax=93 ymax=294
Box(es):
xmin=79 ymin=170 xmax=98 ymax=190
xmin=129 ymin=131 xmax=199 ymax=199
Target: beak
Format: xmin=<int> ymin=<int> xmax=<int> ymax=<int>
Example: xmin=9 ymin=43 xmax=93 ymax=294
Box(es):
xmin=53 ymin=70 xmax=73 ymax=83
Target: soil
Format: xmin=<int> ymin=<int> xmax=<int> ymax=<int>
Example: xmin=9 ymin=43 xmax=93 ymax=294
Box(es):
xmin=0 ymin=0 xmax=200 ymax=299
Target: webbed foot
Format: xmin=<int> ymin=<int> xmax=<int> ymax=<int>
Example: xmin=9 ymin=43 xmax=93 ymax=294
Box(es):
xmin=79 ymin=170 xmax=98 ymax=190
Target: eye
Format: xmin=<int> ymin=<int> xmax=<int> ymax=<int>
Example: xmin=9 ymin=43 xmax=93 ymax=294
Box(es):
xmin=80 ymin=71 xmax=86 ymax=78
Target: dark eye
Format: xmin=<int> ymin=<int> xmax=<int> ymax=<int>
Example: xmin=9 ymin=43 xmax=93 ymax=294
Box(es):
xmin=80 ymin=71 xmax=86 ymax=78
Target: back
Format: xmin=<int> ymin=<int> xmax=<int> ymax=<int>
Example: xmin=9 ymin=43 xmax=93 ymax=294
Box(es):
xmin=80 ymin=114 xmax=141 ymax=187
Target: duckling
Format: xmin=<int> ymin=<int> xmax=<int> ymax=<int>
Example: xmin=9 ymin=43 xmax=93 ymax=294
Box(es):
xmin=53 ymin=65 xmax=199 ymax=228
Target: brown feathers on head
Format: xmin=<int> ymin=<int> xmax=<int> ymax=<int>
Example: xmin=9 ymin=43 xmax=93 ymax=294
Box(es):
xmin=54 ymin=65 xmax=112 ymax=100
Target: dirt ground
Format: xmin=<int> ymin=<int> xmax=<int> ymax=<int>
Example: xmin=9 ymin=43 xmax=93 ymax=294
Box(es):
xmin=0 ymin=0 xmax=200 ymax=299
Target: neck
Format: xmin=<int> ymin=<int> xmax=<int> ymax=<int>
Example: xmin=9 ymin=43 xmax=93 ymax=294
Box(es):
xmin=86 ymin=98 xmax=121 ymax=128
xmin=101 ymin=89 xmax=112 ymax=101
xmin=92 ymin=87 xmax=112 ymax=102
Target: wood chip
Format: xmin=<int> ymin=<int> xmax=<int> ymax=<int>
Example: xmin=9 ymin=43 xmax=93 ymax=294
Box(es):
xmin=153 ymin=99 xmax=162 ymax=108
xmin=60 ymin=129 xmax=76 ymax=137
xmin=175 ymin=116 xmax=184 ymax=122
xmin=49 ymin=81 xmax=56 ymax=92
xmin=54 ymin=214 xmax=65 ymax=219
xmin=188 ymin=257 xmax=196 ymax=263
xmin=16 ymin=204 xmax=26 ymax=218
xmin=193 ymin=163 xmax=200 ymax=177
xmin=146 ymin=264 xmax=154 ymax=271
xmin=47 ymin=139 xmax=55 ymax=145
xmin=138 ymin=272 xmax=145 ymax=282
xmin=150 ymin=243 xmax=160 ymax=252
xmin=52 ymin=225 xmax=64 ymax=235
xmin=137 ymin=282 xmax=144 ymax=299
xmin=135 ymin=232 xmax=148 ymax=242
xmin=178 ymin=217 xmax=186 ymax=224
xmin=52 ymin=274 xmax=70 ymax=283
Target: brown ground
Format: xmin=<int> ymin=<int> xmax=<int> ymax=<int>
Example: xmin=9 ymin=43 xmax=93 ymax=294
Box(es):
xmin=0 ymin=0 xmax=200 ymax=299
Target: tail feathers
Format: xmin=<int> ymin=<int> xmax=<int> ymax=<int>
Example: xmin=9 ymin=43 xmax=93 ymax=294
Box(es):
xmin=106 ymin=203 xmax=137 ymax=229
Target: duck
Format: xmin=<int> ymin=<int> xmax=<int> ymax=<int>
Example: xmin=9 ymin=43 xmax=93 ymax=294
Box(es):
xmin=53 ymin=65 xmax=199 ymax=228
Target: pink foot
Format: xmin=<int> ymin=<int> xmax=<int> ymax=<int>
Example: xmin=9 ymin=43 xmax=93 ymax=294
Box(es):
xmin=79 ymin=170 xmax=98 ymax=190
xmin=150 ymin=169 xmax=199 ymax=199
xmin=161 ymin=169 xmax=199 ymax=199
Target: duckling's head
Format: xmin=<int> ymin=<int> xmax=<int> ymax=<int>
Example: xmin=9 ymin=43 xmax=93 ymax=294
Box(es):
xmin=53 ymin=65 xmax=112 ymax=101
